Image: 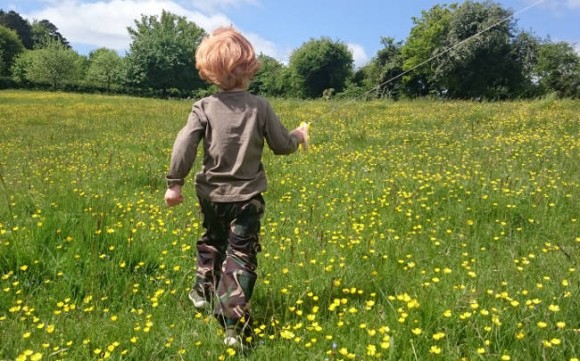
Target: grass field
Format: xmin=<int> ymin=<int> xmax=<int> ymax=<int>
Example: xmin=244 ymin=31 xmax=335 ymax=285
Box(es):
xmin=0 ymin=90 xmax=578 ymax=360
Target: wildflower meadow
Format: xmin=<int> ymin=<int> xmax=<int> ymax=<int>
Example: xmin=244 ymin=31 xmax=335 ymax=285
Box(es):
xmin=0 ymin=90 xmax=578 ymax=360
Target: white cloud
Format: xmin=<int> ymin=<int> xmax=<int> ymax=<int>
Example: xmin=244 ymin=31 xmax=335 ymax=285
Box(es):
xmin=22 ymin=0 xmax=276 ymax=58
xmin=186 ymin=0 xmax=259 ymax=13
xmin=347 ymin=43 xmax=369 ymax=69
xmin=565 ymin=0 xmax=580 ymax=8
xmin=530 ymin=0 xmax=580 ymax=11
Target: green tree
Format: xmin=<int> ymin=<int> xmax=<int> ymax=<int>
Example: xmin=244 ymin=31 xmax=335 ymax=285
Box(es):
xmin=401 ymin=1 xmax=535 ymax=99
xmin=401 ymin=4 xmax=454 ymax=97
xmin=534 ymin=41 xmax=580 ymax=98
xmin=31 ymin=19 xmax=70 ymax=48
xmin=511 ymin=31 xmax=540 ymax=96
xmin=85 ymin=48 xmax=123 ymax=91
xmin=124 ymin=10 xmax=206 ymax=96
xmin=10 ymin=49 xmax=33 ymax=83
xmin=249 ymin=54 xmax=287 ymax=97
xmin=436 ymin=1 xmax=526 ymax=98
xmin=0 ymin=25 xmax=25 ymax=75
xmin=288 ymin=37 xmax=353 ymax=98
xmin=357 ymin=37 xmax=403 ymax=99
xmin=13 ymin=38 xmax=82 ymax=89
xmin=0 ymin=10 xmax=33 ymax=49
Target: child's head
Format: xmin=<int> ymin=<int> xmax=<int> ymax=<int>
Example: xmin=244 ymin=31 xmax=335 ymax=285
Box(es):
xmin=195 ymin=26 xmax=260 ymax=91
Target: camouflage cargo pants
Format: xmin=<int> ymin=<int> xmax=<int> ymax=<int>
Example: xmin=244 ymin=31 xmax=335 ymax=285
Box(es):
xmin=194 ymin=194 xmax=264 ymax=324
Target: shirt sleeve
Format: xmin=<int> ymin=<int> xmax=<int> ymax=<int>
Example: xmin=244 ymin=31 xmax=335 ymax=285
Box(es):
xmin=263 ymin=102 xmax=299 ymax=155
xmin=165 ymin=105 xmax=206 ymax=187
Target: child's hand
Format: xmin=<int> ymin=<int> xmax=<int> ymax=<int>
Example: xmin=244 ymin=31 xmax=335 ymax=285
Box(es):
xmin=164 ymin=185 xmax=184 ymax=207
xmin=292 ymin=122 xmax=310 ymax=150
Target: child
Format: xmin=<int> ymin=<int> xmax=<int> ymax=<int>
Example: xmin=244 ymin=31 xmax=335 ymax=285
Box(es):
xmin=164 ymin=26 xmax=308 ymax=348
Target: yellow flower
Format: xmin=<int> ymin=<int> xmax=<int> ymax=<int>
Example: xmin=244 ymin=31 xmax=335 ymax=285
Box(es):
xmin=543 ymin=340 xmax=553 ymax=348
xmin=366 ymin=344 xmax=377 ymax=356
xmin=432 ymin=332 xmax=446 ymax=340
xmin=411 ymin=328 xmax=422 ymax=335
xmin=429 ymin=345 xmax=442 ymax=354
xmin=280 ymin=330 xmax=295 ymax=339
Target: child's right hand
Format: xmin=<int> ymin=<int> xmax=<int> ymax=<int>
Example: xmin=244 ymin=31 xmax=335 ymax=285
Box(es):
xmin=292 ymin=122 xmax=310 ymax=150
xmin=164 ymin=185 xmax=184 ymax=207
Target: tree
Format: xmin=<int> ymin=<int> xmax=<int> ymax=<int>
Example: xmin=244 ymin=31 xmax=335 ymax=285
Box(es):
xmin=0 ymin=25 xmax=25 ymax=75
xmin=436 ymin=1 xmax=523 ymax=98
xmin=10 ymin=49 xmax=33 ymax=83
xmin=534 ymin=41 xmax=580 ymax=98
xmin=124 ymin=10 xmax=206 ymax=96
xmin=288 ymin=37 xmax=353 ymax=98
xmin=0 ymin=10 xmax=33 ymax=49
xmin=13 ymin=38 xmax=82 ymax=89
xmin=85 ymin=48 xmax=123 ymax=91
xmin=511 ymin=31 xmax=540 ymax=96
xmin=358 ymin=37 xmax=404 ymax=99
xmin=401 ymin=4 xmax=454 ymax=97
xmin=249 ymin=54 xmax=288 ymax=97
xmin=401 ymin=1 xmax=536 ymax=99
xmin=31 ymin=19 xmax=70 ymax=48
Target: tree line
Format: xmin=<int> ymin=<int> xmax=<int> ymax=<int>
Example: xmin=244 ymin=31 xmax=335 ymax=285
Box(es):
xmin=1 ymin=1 xmax=579 ymax=100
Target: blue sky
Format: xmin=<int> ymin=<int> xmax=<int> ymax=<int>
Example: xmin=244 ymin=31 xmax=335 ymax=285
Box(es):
xmin=4 ymin=0 xmax=580 ymax=67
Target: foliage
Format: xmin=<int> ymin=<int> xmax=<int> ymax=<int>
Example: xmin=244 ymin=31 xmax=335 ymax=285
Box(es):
xmin=0 ymin=7 xmax=579 ymax=100
xmin=9 ymin=49 xmax=32 ymax=83
xmin=400 ymin=1 xmax=540 ymax=99
xmin=0 ymin=91 xmax=578 ymax=360
xmin=0 ymin=10 xmax=33 ymax=49
xmin=533 ymin=41 xmax=580 ymax=98
xmin=401 ymin=4 xmax=454 ymax=97
xmin=434 ymin=1 xmax=528 ymax=99
xmin=355 ymin=37 xmax=404 ymax=99
xmin=31 ymin=19 xmax=70 ymax=49
xmin=249 ymin=54 xmax=288 ymax=97
xmin=124 ymin=10 xmax=206 ymax=97
xmin=85 ymin=48 xmax=124 ymax=92
xmin=12 ymin=39 xmax=83 ymax=89
xmin=288 ymin=37 xmax=353 ymax=98
xmin=0 ymin=25 xmax=24 ymax=75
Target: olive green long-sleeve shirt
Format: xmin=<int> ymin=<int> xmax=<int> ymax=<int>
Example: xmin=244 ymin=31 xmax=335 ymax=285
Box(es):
xmin=166 ymin=91 xmax=299 ymax=202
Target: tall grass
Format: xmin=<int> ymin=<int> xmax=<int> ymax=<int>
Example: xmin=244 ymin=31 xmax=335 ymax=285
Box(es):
xmin=0 ymin=90 xmax=578 ymax=360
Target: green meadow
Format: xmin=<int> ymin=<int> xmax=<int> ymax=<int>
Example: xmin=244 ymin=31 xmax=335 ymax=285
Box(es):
xmin=0 ymin=90 xmax=578 ymax=360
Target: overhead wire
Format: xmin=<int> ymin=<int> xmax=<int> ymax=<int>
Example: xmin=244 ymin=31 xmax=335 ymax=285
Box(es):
xmin=357 ymin=0 xmax=548 ymax=100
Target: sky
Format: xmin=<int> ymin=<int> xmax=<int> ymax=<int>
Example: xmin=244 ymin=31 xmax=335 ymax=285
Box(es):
xmin=3 ymin=0 xmax=580 ymax=68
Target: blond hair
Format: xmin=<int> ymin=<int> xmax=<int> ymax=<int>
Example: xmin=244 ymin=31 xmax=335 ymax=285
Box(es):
xmin=195 ymin=26 xmax=260 ymax=91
